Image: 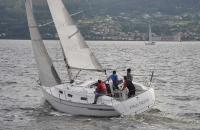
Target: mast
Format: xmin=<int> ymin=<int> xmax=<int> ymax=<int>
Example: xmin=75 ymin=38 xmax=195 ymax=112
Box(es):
xmin=25 ymin=0 xmax=61 ymax=86
xmin=59 ymin=40 xmax=73 ymax=83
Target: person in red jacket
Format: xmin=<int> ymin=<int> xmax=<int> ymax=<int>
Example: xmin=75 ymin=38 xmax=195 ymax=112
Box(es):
xmin=92 ymin=80 xmax=107 ymax=104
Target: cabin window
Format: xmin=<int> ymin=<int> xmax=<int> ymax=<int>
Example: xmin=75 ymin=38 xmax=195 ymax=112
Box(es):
xmin=59 ymin=90 xmax=63 ymax=94
xmin=81 ymin=97 xmax=87 ymax=101
xmin=68 ymin=94 xmax=73 ymax=97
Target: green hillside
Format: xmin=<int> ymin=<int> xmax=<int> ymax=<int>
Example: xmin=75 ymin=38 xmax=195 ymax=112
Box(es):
xmin=0 ymin=0 xmax=200 ymax=40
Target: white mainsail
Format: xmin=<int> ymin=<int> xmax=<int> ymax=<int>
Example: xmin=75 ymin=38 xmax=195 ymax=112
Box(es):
xmin=47 ymin=0 xmax=103 ymax=72
xmin=149 ymin=24 xmax=152 ymax=43
xmin=25 ymin=0 xmax=61 ymax=86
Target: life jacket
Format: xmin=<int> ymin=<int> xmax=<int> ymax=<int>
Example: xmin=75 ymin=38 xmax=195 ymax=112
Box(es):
xmin=97 ymin=82 xmax=107 ymax=94
xmin=125 ymin=80 xmax=135 ymax=91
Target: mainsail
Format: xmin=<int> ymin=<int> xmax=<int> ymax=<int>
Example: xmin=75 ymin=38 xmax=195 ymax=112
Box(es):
xmin=149 ymin=24 xmax=152 ymax=42
xmin=47 ymin=0 xmax=103 ymax=72
xmin=25 ymin=0 xmax=61 ymax=86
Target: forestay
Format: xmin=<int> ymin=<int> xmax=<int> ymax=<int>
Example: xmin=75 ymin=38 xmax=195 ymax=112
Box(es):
xmin=25 ymin=0 xmax=61 ymax=87
xmin=47 ymin=0 xmax=103 ymax=71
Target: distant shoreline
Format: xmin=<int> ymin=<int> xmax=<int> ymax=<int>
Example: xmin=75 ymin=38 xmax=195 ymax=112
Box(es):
xmin=0 ymin=39 xmax=200 ymax=43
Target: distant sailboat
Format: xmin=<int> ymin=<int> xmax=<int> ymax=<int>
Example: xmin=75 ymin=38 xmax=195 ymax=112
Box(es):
xmin=25 ymin=0 xmax=155 ymax=117
xmin=145 ymin=24 xmax=156 ymax=45
xmin=177 ymin=32 xmax=182 ymax=42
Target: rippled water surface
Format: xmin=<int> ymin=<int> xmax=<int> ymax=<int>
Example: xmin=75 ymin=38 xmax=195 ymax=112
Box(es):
xmin=0 ymin=40 xmax=200 ymax=130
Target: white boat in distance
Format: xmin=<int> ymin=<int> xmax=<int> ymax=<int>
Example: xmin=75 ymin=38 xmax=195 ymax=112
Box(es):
xmin=145 ymin=24 xmax=156 ymax=45
xmin=25 ymin=0 xmax=155 ymax=117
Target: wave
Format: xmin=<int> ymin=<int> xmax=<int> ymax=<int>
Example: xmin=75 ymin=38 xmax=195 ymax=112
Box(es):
xmin=179 ymin=112 xmax=200 ymax=119
xmin=147 ymin=108 xmax=162 ymax=114
xmin=173 ymin=95 xmax=200 ymax=101
xmin=0 ymin=81 xmax=17 ymax=86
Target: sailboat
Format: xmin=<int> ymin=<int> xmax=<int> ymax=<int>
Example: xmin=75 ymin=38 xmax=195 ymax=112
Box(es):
xmin=145 ymin=24 xmax=156 ymax=45
xmin=25 ymin=0 xmax=155 ymax=117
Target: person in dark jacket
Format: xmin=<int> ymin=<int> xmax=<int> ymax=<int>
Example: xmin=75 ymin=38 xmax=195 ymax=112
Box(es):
xmin=127 ymin=68 xmax=133 ymax=82
xmin=122 ymin=76 xmax=135 ymax=98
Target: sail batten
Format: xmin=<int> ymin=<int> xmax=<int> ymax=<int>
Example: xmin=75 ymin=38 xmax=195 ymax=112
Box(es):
xmin=47 ymin=0 xmax=103 ymax=72
xmin=25 ymin=0 xmax=61 ymax=87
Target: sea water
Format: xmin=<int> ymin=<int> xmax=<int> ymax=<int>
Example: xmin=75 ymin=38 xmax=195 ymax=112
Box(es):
xmin=0 ymin=40 xmax=200 ymax=130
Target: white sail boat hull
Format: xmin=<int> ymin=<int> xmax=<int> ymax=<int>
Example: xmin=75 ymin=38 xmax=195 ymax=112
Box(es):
xmin=41 ymin=82 xmax=155 ymax=117
xmin=42 ymin=86 xmax=120 ymax=117
xmin=42 ymin=89 xmax=120 ymax=117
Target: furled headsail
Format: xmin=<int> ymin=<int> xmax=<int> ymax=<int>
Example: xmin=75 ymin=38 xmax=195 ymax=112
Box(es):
xmin=25 ymin=0 xmax=61 ymax=87
xmin=47 ymin=0 xmax=104 ymax=72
